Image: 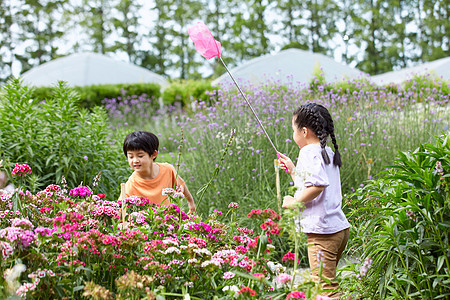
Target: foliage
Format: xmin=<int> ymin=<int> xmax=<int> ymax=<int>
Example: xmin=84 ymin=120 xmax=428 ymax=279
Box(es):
xmin=1 ymin=0 xmax=449 ymax=81
xmin=340 ymin=133 xmax=450 ymax=299
xmin=0 ymin=179 xmax=328 ymax=299
xmin=31 ymin=82 xmax=162 ymax=109
xmin=402 ymin=74 xmax=450 ymax=97
xmin=110 ymin=74 xmax=449 ymax=221
xmin=162 ymin=80 xmax=215 ymax=107
xmin=0 ymin=79 xmax=128 ymax=197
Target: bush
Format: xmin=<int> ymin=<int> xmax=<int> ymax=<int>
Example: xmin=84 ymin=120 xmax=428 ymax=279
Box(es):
xmin=341 ymin=132 xmax=450 ymax=299
xmin=0 ymin=79 xmax=129 ymax=197
xmin=162 ymin=80 xmax=215 ymax=108
xmin=31 ymin=82 xmax=162 ymax=109
xmin=403 ymin=74 xmax=450 ymax=97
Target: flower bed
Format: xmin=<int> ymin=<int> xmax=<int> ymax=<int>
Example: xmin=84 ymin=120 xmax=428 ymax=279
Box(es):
xmin=0 ymin=178 xmax=329 ymax=299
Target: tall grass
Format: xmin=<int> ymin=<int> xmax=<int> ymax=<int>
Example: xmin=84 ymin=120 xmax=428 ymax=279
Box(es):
xmin=104 ymin=75 xmax=449 ymax=223
xmin=0 ymin=79 xmax=129 ymax=196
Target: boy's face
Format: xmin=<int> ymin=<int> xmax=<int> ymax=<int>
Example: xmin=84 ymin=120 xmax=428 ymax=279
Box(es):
xmin=126 ymin=149 xmax=156 ymax=173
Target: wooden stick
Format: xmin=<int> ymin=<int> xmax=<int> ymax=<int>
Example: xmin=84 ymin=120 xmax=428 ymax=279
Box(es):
xmin=120 ymin=183 xmax=127 ymax=224
xmin=274 ymin=159 xmax=281 ymax=213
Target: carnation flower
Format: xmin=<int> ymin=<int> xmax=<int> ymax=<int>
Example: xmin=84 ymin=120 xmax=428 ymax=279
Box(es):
xmin=223 ymin=271 xmax=235 ymax=279
xmin=68 ymin=186 xmax=91 ymax=198
xmin=11 ymin=163 xmax=31 ymax=177
xmin=238 ymin=286 xmax=257 ymax=296
xmin=276 ymin=273 xmax=292 ymax=284
xmin=228 ymin=202 xmax=239 ymax=209
xmin=0 ymin=241 xmax=14 ymax=259
xmin=286 ymin=291 xmax=306 ymax=299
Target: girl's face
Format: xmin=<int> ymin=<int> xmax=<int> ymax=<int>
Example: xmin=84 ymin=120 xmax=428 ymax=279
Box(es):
xmin=126 ymin=149 xmax=156 ymax=174
xmin=292 ymin=117 xmax=307 ymax=149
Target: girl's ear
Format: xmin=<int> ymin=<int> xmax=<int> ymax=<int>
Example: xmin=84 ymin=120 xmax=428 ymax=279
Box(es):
xmin=302 ymin=127 xmax=308 ymax=136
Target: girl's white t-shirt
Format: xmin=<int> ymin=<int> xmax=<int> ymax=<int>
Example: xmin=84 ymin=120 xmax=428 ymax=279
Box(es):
xmin=294 ymin=144 xmax=350 ymax=234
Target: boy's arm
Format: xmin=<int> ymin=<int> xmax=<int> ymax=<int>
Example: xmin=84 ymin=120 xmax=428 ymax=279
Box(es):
xmin=176 ymin=174 xmax=196 ymax=214
xmin=183 ymin=184 xmax=196 ymax=214
xmin=282 ymin=186 xmax=325 ymax=209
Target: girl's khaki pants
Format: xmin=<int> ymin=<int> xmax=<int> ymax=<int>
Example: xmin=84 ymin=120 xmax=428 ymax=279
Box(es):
xmin=306 ymin=228 xmax=350 ymax=299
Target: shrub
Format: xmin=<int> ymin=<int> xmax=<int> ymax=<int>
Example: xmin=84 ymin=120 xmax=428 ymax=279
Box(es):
xmin=0 ymin=79 xmax=128 ymax=197
xmin=31 ymin=82 xmax=161 ymax=109
xmin=341 ymin=132 xmax=450 ymax=299
xmin=162 ymin=80 xmax=215 ymax=108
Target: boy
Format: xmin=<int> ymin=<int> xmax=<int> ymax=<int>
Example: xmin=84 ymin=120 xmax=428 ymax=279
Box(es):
xmin=119 ymin=131 xmax=196 ymax=214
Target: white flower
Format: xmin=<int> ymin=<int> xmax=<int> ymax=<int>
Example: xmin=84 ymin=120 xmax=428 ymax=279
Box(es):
xmin=188 ymin=258 xmax=198 ymax=264
xmin=164 ymin=247 xmax=181 ymax=254
xmin=222 ymin=285 xmax=240 ymax=298
xmin=162 ymin=188 xmax=176 ymax=196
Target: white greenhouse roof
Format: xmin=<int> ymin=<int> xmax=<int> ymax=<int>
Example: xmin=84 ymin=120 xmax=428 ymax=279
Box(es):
xmin=212 ymin=48 xmax=363 ymax=86
xmin=21 ymin=52 xmax=168 ymax=87
xmin=371 ymin=56 xmax=450 ymax=85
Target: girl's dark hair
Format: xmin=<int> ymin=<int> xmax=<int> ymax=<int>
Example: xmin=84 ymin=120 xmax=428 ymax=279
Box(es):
xmin=123 ymin=131 xmax=159 ymax=158
xmin=293 ymin=103 xmax=342 ymax=167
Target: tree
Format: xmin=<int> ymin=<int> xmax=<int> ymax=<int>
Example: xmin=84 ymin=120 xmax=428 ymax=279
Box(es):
xmin=141 ymin=0 xmax=174 ymax=77
xmin=0 ymin=0 xmax=16 ymax=82
xmin=336 ymin=0 xmax=360 ymax=64
xmin=276 ymin=0 xmax=308 ymax=50
xmin=302 ymin=0 xmax=339 ymax=56
xmin=13 ymin=0 xmax=67 ymax=74
xmin=351 ymin=0 xmax=397 ymax=75
xmin=417 ymin=0 xmax=450 ymax=62
xmin=168 ymin=0 xmax=202 ymax=79
xmin=111 ymin=0 xmax=142 ymax=64
xmin=76 ymin=0 xmax=114 ymax=54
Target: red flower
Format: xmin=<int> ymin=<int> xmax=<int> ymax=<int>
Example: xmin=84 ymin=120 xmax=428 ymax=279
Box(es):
xmin=97 ymin=194 xmax=106 ymax=199
xmin=238 ymin=286 xmax=257 ymax=297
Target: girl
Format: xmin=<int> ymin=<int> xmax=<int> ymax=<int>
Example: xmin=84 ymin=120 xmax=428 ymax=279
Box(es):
xmin=278 ymin=103 xmax=350 ymax=299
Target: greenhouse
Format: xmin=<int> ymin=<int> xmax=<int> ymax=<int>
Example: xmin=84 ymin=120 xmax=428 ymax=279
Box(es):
xmin=20 ymin=52 xmax=168 ymax=87
xmin=212 ymin=48 xmax=364 ymax=86
xmin=371 ymin=56 xmax=450 ymax=84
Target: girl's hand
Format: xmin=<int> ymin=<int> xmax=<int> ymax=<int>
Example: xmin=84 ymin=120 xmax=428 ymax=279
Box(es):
xmin=277 ymin=152 xmax=295 ymax=174
xmin=282 ymin=195 xmax=297 ymax=209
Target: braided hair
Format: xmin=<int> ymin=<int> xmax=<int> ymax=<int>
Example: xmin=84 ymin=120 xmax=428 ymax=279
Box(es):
xmin=293 ymin=103 xmax=342 ymax=167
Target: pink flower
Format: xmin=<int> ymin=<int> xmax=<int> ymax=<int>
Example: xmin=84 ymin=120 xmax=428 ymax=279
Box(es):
xmin=252 ymin=273 xmax=265 ymax=280
xmin=286 ymin=291 xmax=306 ymax=299
xmin=228 ymin=202 xmax=239 ymax=209
xmin=0 ymin=241 xmax=13 ymax=259
xmin=69 ymin=186 xmax=91 ymax=198
xmin=188 ymin=21 xmax=222 ymax=59
xmin=276 ymin=273 xmax=292 ymax=284
xmin=11 ymin=163 xmax=31 ymax=177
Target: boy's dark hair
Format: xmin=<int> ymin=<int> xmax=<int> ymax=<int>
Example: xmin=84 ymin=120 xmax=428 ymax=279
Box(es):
xmin=293 ymin=103 xmax=342 ymax=167
xmin=123 ymin=131 xmax=159 ymax=158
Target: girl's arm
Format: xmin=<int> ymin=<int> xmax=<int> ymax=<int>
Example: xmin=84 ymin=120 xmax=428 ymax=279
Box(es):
xmin=282 ymin=185 xmax=325 ymax=209
xmin=277 ymin=152 xmax=296 ymax=181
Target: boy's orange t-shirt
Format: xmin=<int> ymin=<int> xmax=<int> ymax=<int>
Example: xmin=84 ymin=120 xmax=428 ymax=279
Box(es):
xmin=123 ymin=163 xmax=185 ymax=205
